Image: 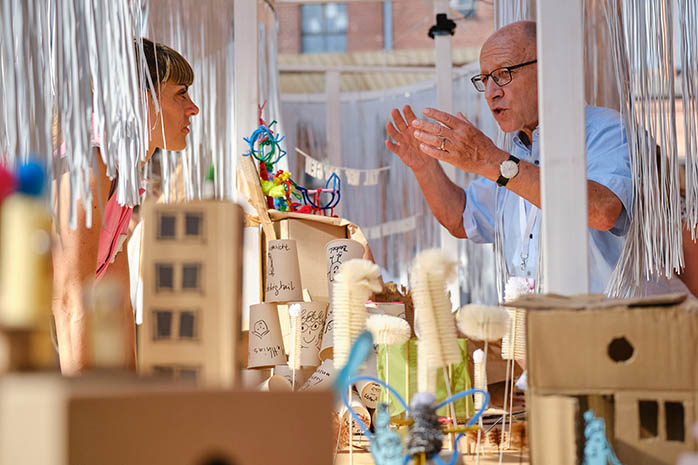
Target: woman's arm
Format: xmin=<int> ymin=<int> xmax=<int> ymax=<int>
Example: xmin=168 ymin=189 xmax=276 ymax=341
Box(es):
xmin=51 ymin=149 xmax=112 ymax=374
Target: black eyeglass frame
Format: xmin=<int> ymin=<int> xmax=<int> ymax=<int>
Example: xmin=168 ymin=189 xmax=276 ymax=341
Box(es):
xmin=470 ymin=59 xmax=537 ymax=92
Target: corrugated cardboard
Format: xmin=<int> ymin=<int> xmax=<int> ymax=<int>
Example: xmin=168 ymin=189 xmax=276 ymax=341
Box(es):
xmin=525 ymin=293 xmax=698 ymax=465
xmin=0 ymin=373 xmax=333 ymax=465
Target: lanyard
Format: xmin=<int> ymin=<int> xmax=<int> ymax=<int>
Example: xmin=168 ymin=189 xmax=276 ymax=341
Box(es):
xmin=519 ymin=197 xmax=538 ymax=271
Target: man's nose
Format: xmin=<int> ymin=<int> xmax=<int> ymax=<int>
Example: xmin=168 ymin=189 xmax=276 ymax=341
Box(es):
xmin=484 ymin=78 xmax=503 ymax=101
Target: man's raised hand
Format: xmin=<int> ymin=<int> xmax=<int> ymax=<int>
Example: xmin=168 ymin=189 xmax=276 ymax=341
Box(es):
xmin=385 ymin=105 xmax=436 ymax=172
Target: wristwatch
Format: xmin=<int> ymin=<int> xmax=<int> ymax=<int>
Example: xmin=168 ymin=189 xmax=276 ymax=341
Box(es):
xmin=496 ymin=155 xmax=520 ymax=187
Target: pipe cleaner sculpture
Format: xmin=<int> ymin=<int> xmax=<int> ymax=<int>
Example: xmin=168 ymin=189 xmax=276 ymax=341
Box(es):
xmin=332 ymin=329 xmax=490 ymax=465
xmin=243 ymin=104 xmax=341 ymax=216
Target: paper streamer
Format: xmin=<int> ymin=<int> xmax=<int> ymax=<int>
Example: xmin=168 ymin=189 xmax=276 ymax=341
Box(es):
xmin=296 ymin=148 xmax=388 ymax=187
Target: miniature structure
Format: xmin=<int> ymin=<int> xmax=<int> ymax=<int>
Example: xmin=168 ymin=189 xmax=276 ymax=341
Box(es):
xmin=524 ymin=293 xmax=698 ymax=465
xmin=138 ymin=200 xmax=244 ymax=387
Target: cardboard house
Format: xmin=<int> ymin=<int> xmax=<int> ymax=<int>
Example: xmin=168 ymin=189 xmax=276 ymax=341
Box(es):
xmin=520 ymin=293 xmax=698 ymax=465
xmin=138 ymin=200 xmax=244 ymax=387
xmin=0 ymin=373 xmax=333 ymax=465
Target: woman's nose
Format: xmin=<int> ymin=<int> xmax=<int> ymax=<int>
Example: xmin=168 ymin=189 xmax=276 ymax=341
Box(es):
xmin=187 ymin=97 xmax=200 ymax=116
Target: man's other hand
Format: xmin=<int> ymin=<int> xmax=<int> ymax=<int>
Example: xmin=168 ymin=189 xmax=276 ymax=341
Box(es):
xmin=385 ymin=105 xmax=436 ymax=172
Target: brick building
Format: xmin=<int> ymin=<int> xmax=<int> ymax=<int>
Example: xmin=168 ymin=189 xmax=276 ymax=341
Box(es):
xmin=277 ymin=0 xmax=495 ymax=93
xmin=277 ymin=0 xmax=494 ymax=54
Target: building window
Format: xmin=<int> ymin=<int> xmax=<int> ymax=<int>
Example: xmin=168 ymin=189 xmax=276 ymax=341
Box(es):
xmin=665 ymin=401 xmax=685 ymax=442
xmin=185 ymin=212 xmax=203 ymax=237
xmin=178 ymin=367 xmax=199 ymax=382
xmin=156 ymin=264 xmax=174 ymax=291
xmin=182 ymin=263 xmax=201 ymax=290
xmin=154 ymin=310 xmax=173 ymax=339
xmin=179 ymin=311 xmax=197 ymax=339
xmin=449 ymin=0 xmax=476 ymax=18
xmin=301 ymin=3 xmax=347 ymax=54
xmin=158 ymin=214 xmax=176 ymax=239
xmin=152 ymin=365 xmax=175 ymax=379
xmin=639 ymin=400 xmax=659 ymax=439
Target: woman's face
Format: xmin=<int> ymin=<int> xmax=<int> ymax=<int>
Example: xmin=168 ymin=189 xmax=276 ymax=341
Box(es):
xmin=148 ymin=81 xmax=199 ymax=153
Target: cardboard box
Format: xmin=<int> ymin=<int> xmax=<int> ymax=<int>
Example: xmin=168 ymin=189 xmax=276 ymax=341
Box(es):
xmin=519 ymin=292 xmax=698 ymax=465
xmin=0 ymin=373 xmax=334 ymax=465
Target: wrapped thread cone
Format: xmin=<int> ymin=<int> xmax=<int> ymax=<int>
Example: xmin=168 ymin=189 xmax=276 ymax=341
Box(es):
xmin=332 ymin=259 xmax=382 ymax=368
xmin=248 ymin=303 xmax=287 ymax=368
xmin=264 ymin=239 xmax=303 ymax=303
xmin=410 ymin=249 xmax=461 ymax=370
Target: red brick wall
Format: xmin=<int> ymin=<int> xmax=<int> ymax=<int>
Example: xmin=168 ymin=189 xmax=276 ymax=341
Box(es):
xmin=346 ymin=2 xmax=384 ymax=52
xmin=277 ymin=4 xmax=301 ymax=54
xmin=392 ymin=1 xmax=494 ymax=50
xmin=276 ymin=1 xmax=494 ymax=55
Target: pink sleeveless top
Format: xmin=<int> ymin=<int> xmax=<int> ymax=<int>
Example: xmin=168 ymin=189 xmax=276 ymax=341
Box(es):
xmin=95 ymin=188 xmax=144 ymax=280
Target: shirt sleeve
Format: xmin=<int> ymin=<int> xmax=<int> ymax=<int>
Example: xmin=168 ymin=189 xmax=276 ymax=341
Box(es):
xmin=462 ymin=177 xmax=497 ymax=244
xmin=585 ymin=111 xmax=633 ymax=236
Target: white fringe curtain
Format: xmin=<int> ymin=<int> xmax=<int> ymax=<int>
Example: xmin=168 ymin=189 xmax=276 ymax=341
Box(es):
xmin=281 ymin=63 xmax=500 ymax=304
xmin=0 ymin=0 xmax=145 ymax=227
xmin=604 ymin=0 xmax=686 ymax=296
xmin=144 ymin=0 xmax=237 ymax=202
xmin=680 ymin=0 xmax=698 ymax=240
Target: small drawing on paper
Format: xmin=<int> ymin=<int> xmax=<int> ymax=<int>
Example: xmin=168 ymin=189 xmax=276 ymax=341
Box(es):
xmin=251 ymin=320 xmax=270 ymax=339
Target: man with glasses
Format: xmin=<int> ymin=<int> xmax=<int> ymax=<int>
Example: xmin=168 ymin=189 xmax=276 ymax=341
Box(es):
xmin=386 ymin=20 xmax=635 ymax=295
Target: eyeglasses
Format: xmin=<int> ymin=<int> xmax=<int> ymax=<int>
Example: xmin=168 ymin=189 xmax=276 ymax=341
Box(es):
xmin=471 ymin=60 xmax=537 ymax=93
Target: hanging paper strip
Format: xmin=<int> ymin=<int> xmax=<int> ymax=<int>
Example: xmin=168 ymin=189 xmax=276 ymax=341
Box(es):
xmin=365 ymin=215 xmax=419 ymax=240
xmin=295 ymin=148 xmax=389 ymax=187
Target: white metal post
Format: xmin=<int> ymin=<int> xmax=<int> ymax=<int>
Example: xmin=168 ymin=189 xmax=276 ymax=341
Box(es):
xmin=537 ymin=0 xmax=589 ymax=294
xmin=433 ymin=0 xmax=460 ymax=310
xmin=325 ymin=70 xmax=343 ymax=218
xmin=235 ymin=0 xmax=262 ymax=334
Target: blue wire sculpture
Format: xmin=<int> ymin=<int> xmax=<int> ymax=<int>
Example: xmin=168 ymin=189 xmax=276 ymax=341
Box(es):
xmin=341 ymin=375 xmax=490 ymax=465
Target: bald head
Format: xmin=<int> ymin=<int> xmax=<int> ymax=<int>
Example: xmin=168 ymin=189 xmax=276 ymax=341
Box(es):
xmin=481 ymin=21 xmax=537 ymax=63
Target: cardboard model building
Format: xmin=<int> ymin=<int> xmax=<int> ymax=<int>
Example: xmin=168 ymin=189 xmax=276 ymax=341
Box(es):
xmin=138 ymin=200 xmax=244 ymax=387
xmin=521 ymin=293 xmax=698 ymax=465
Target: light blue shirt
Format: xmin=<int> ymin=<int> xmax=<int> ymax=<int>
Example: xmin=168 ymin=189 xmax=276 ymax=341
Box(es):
xmin=462 ymin=106 xmax=633 ymax=294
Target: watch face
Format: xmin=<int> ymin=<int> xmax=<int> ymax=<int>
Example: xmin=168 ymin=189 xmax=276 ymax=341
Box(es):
xmin=501 ymin=160 xmax=519 ymax=178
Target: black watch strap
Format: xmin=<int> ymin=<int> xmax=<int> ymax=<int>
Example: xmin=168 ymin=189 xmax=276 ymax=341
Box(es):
xmin=496 ymin=155 xmax=520 ymax=187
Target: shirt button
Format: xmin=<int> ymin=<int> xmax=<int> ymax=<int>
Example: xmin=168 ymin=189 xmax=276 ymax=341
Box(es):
xmin=534 ymin=160 xmax=540 ymax=165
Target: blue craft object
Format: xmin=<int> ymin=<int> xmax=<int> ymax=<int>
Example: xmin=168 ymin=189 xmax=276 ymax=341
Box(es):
xmin=582 ymin=410 xmax=624 ymax=465
xmin=372 ymin=403 xmax=404 ymax=465
xmin=340 ymin=374 xmax=490 ymax=465
xmin=16 ymin=159 xmax=46 ymax=196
